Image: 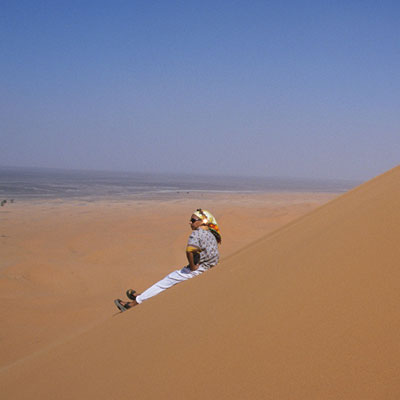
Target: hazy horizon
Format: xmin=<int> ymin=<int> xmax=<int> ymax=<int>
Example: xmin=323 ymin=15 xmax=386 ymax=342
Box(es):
xmin=0 ymin=164 xmax=361 ymax=201
xmin=1 ymin=1 xmax=399 ymax=181
xmin=0 ymin=163 xmax=363 ymax=183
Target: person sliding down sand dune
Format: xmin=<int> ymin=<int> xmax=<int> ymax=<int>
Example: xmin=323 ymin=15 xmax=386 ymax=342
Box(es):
xmin=114 ymin=209 xmax=221 ymax=312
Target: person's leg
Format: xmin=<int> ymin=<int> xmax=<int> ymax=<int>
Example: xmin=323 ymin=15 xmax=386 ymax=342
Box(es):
xmin=134 ymin=266 xmax=205 ymax=304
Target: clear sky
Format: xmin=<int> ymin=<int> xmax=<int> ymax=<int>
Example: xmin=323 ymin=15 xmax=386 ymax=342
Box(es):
xmin=1 ymin=1 xmax=399 ymax=181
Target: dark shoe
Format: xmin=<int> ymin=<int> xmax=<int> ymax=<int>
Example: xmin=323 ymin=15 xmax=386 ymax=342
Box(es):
xmin=114 ymin=299 xmax=131 ymax=312
xmin=126 ymin=289 xmax=137 ymax=300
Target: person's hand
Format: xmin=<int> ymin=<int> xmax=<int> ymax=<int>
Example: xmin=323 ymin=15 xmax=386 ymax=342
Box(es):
xmin=188 ymin=263 xmax=199 ymax=271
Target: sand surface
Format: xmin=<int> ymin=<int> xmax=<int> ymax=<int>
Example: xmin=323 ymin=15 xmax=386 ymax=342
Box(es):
xmin=0 ymin=191 xmax=334 ymax=369
xmin=0 ymin=168 xmax=399 ymax=399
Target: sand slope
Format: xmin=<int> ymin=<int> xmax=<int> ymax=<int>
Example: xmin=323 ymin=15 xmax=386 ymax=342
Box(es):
xmin=0 ymin=192 xmax=331 ymax=368
xmin=1 ymin=166 xmax=399 ymax=399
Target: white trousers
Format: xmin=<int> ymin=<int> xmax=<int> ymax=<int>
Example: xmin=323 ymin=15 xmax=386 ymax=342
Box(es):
xmin=135 ymin=265 xmax=208 ymax=304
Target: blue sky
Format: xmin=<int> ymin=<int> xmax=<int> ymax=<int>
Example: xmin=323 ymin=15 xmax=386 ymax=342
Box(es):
xmin=1 ymin=1 xmax=399 ymax=180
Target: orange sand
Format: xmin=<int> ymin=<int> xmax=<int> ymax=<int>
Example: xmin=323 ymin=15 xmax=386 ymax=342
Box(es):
xmin=0 ymin=169 xmax=399 ymax=399
xmin=0 ymin=192 xmax=333 ymax=369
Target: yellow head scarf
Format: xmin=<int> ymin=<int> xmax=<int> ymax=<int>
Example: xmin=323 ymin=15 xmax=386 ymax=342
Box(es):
xmin=193 ymin=208 xmax=221 ymax=243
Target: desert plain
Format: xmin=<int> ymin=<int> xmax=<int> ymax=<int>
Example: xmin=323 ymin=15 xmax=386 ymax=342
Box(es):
xmin=1 ymin=166 xmax=399 ymax=399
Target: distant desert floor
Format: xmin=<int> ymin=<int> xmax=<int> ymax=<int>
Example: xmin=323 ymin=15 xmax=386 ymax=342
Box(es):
xmin=0 ymin=191 xmax=337 ymax=368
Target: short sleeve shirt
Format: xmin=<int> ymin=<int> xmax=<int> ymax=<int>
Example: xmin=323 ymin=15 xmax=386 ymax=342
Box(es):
xmin=187 ymin=228 xmax=220 ymax=269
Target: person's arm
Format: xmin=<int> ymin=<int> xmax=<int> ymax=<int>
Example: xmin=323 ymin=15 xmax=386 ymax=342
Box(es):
xmin=186 ymin=245 xmax=200 ymax=271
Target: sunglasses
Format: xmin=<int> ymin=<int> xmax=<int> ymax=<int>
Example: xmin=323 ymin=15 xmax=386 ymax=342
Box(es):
xmin=190 ymin=218 xmax=201 ymax=223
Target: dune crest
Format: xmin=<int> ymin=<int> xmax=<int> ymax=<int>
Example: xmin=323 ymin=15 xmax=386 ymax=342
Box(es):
xmin=1 ymin=166 xmax=399 ymax=399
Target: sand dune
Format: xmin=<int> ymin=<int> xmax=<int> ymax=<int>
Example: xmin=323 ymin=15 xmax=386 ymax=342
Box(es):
xmin=0 ymin=192 xmax=333 ymax=369
xmin=1 ymin=167 xmax=399 ymax=399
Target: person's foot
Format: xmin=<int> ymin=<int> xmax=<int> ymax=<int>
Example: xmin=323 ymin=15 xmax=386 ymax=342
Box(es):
xmin=114 ymin=299 xmax=137 ymax=312
xmin=114 ymin=299 xmax=129 ymax=312
xmin=126 ymin=289 xmax=137 ymax=300
xmin=121 ymin=300 xmax=138 ymax=308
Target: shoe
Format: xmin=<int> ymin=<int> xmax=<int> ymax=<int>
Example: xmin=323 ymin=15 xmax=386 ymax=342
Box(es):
xmin=126 ymin=289 xmax=137 ymax=300
xmin=114 ymin=299 xmax=131 ymax=312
